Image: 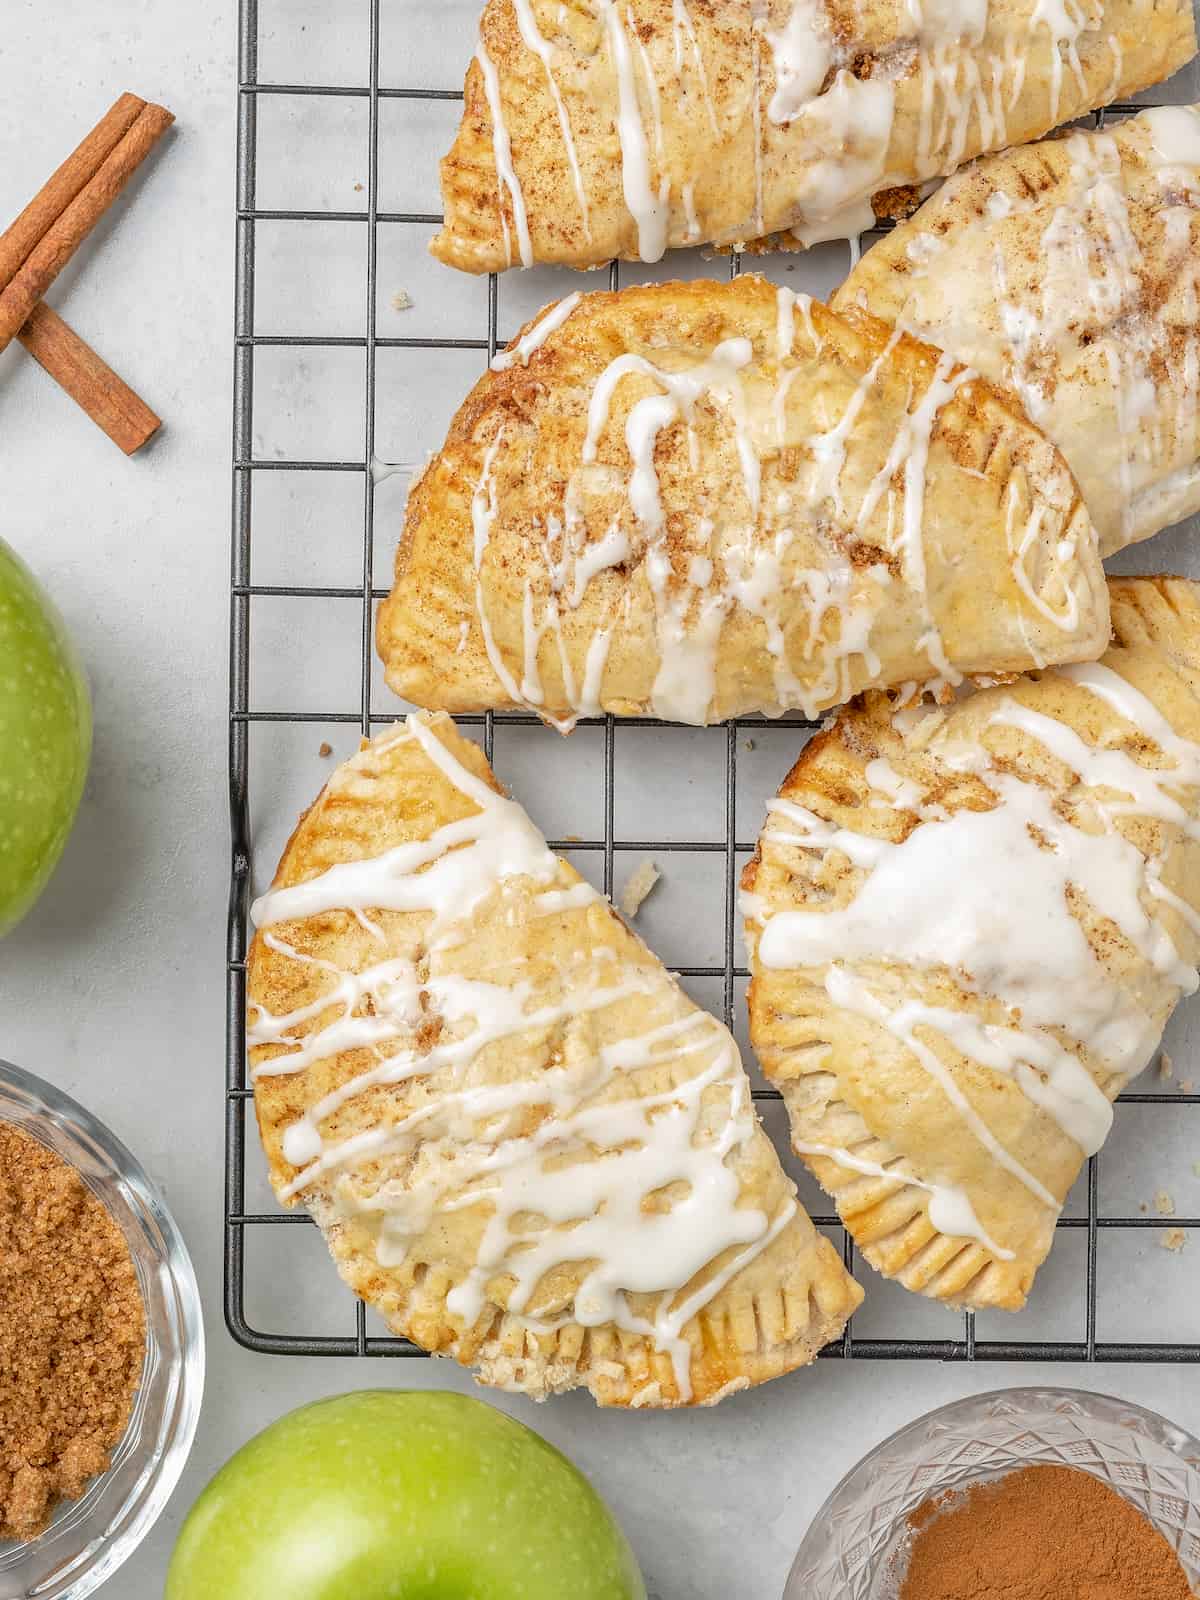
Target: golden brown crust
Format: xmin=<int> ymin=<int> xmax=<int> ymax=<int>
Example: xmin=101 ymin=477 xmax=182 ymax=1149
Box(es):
xmin=433 ymin=0 xmax=1195 ymax=273
xmin=834 ymin=107 xmax=1200 ymax=557
xmin=377 ymin=276 xmax=1107 ymax=728
xmin=249 ymin=713 xmax=861 ymax=1406
xmin=743 ymin=578 xmax=1200 ymax=1312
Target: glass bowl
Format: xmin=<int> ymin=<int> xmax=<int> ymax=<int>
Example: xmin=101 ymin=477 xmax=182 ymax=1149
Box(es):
xmin=0 ymin=1060 xmax=204 ymax=1599
xmin=786 ymin=1387 xmax=1200 ymax=1599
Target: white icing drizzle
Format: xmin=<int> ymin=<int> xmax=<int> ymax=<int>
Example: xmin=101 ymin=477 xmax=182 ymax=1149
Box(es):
xmin=764 ymin=0 xmax=834 ymax=125
xmin=597 ymin=0 xmax=669 ymax=262
xmin=471 ymin=432 xmax=579 ymax=734
xmin=1144 ymin=104 xmax=1200 ymax=169
xmin=682 ymin=180 xmax=701 ymax=241
xmin=491 ymin=292 xmax=583 ymax=371
xmin=1029 ymin=0 xmax=1089 ymax=124
xmin=794 ymin=1138 xmax=1015 ymax=1258
xmin=670 ymin=0 xmax=721 ymax=136
xmin=789 ymin=72 xmax=896 ymax=237
xmin=855 ymin=349 xmax=974 ymax=680
xmin=582 ymin=339 xmax=758 ymax=721
xmin=885 ymin=109 xmax=1200 ymax=554
xmin=476 ymin=31 xmax=533 ymax=269
xmin=755 ymin=664 xmax=1200 ymax=1232
xmin=864 ymin=757 xmax=925 ymax=810
xmin=509 ymin=0 xmax=592 ymax=238
xmin=251 ymin=715 xmax=792 ymax=1400
xmin=907 ymin=0 xmax=990 ymax=44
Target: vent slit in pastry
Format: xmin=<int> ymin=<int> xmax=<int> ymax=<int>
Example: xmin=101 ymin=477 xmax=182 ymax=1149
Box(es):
xmin=432 ymin=0 xmax=1196 ymax=273
xmin=378 ymin=276 xmax=1106 ymax=729
xmin=743 ymin=577 xmax=1200 ymax=1311
xmin=835 ymin=104 xmax=1200 ymax=556
xmin=249 ymin=711 xmax=861 ymax=1406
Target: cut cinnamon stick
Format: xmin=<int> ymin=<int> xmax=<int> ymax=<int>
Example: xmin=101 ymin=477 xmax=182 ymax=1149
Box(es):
xmin=0 ymin=101 xmax=174 ymax=357
xmin=0 ymin=93 xmax=146 ymax=289
xmin=18 ymin=303 xmax=161 ymax=455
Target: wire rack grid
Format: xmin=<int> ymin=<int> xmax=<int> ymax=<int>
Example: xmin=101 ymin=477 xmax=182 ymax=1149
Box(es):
xmin=225 ymin=0 xmax=1200 ymax=1363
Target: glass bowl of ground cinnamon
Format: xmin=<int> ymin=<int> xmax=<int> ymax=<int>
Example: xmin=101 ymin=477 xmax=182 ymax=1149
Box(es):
xmin=786 ymin=1387 xmax=1200 ymax=1599
xmin=0 ymin=1060 xmax=203 ymax=1599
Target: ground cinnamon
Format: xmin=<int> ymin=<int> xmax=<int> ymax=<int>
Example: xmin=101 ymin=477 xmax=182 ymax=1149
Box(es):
xmin=0 ymin=1121 xmax=145 ymax=1541
xmin=898 ymin=1463 xmax=1195 ymax=1600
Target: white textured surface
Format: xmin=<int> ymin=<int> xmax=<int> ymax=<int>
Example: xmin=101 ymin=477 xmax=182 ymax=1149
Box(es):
xmin=3 ymin=5 xmax=1200 ymax=1598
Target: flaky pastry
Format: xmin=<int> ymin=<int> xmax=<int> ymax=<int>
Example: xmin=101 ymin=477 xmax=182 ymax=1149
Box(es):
xmin=433 ymin=0 xmax=1195 ymax=272
xmin=248 ymin=712 xmax=861 ymax=1406
xmin=377 ymin=276 xmax=1107 ymax=730
xmin=836 ymin=105 xmax=1200 ymax=557
xmin=743 ymin=577 xmax=1200 ymax=1311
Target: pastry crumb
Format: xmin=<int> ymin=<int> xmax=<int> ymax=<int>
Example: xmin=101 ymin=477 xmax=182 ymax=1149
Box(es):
xmin=1140 ymin=1202 xmax=1149 ymax=1213
xmin=1155 ymin=1190 xmax=1176 ymax=1216
xmin=1160 ymin=1052 xmax=1174 ymax=1080
xmin=1161 ymin=1228 xmax=1187 ymax=1253
xmin=391 ymin=288 xmax=414 ymax=312
xmin=1183 ymin=1079 xmax=1196 ymax=1094
xmin=620 ymin=860 xmax=661 ymax=918
xmin=744 ymin=738 xmax=756 ymax=751
xmin=318 ymin=741 xmax=332 ymax=758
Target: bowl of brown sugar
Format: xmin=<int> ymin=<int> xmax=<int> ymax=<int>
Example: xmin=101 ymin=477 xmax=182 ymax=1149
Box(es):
xmin=0 ymin=1059 xmax=203 ymax=1599
xmin=787 ymin=1387 xmax=1200 ymax=1599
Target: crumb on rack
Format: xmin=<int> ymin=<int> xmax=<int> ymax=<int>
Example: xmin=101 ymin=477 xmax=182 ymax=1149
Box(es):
xmin=1160 ymin=1052 xmax=1174 ymax=1080
xmin=1183 ymin=1079 xmax=1195 ymax=1094
xmin=354 ymin=181 xmax=364 ymax=192
xmin=392 ymin=288 xmax=414 ymax=312
xmin=1161 ymin=1228 xmax=1187 ymax=1253
xmin=620 ymin=860 xmax=661 ymax=918
xmin=1140 ymin=1201 xmax=1149 ymax=1213
xmin=318 ymin=741 xmax=332 ymax=758
xmin=1155 ymin=1190 xmax=1176 ymax=1216
xmin=744 ymin=738 xmax=756 ymax=751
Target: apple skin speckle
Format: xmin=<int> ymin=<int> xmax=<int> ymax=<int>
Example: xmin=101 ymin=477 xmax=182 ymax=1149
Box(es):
xmin=0 ymin=538 xmax=91 ymax=935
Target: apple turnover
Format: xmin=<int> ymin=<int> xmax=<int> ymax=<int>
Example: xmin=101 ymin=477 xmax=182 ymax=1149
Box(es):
xmin=248 ymin=712 xmax=861 ymax=1407
xmin=432 ymin=0 xmax=1195 ymax=272
xmin=377 ymin=277 xmax=1107 ymax=730
xmin=835 ymin=105 xmax=1200 ymax=558
xmin=742 ymin=577 xmax=1200 ymax=1312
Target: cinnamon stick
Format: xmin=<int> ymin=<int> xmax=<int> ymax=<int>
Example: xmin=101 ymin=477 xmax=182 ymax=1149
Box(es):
xmin=0 ymin=93 xmax=146 ymax=289
xmin=18 ymin=303 xmax=161 ymax=455
xmin=0 ymin=101 xmax=174 ymax=357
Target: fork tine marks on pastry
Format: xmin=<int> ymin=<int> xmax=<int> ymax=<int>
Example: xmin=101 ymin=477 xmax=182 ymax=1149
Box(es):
xmin=247 ymin=712 xmax=861 ymax=1407
xmin=836 ymin=104 xmax=1200 ymax=557
xmin=377 ymin=276 xmax=1107 ymax=729
xmin=433 ymin=0 xmax=1195 ymax=272
xmin=742 ymin=577 xmax=1200 ymax=1312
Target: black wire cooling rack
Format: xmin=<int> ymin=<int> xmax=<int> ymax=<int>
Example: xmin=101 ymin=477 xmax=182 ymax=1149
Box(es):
xmin=225 ymin=0 xmax=1200 ymax=1361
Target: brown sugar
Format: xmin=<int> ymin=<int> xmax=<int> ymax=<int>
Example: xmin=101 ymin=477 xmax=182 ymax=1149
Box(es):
xmin=898 ymin=1463 xmax=1195 ymax=1600
xmin=0 ymin=1121 xmax=145 ymax=1540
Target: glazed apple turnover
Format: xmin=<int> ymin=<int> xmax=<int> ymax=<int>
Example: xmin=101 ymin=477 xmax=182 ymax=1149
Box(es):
xmin=433 ymin=0 xmax=1195 ymax=272
xmin=742 ymin=577 xmax=1200 ymax=1312
xmin=377 ymin=277 xmax=1107 ymax=730
xmin=248 ymin=712 xmax=861 ymax=1406
xmin=835 ymin=105 xmax=1200 ymax=558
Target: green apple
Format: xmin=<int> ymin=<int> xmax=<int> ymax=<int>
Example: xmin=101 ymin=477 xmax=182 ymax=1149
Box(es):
xmin=0 ymin=536 xmax=90 ymax=934
xmin=166 ymin=1390 xmax=647 ymax=1600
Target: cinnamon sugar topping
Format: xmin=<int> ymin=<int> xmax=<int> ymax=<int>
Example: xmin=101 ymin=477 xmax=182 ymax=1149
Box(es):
xmin=0 ymin=1121 xmax=145 ymax=1541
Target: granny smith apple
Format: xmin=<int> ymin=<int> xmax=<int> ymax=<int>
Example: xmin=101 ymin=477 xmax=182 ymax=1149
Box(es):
xmin=166 ymin=1390 xmax=647 ymax=1600
xmin=0 ymin=536 xmax=90 ymax=934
